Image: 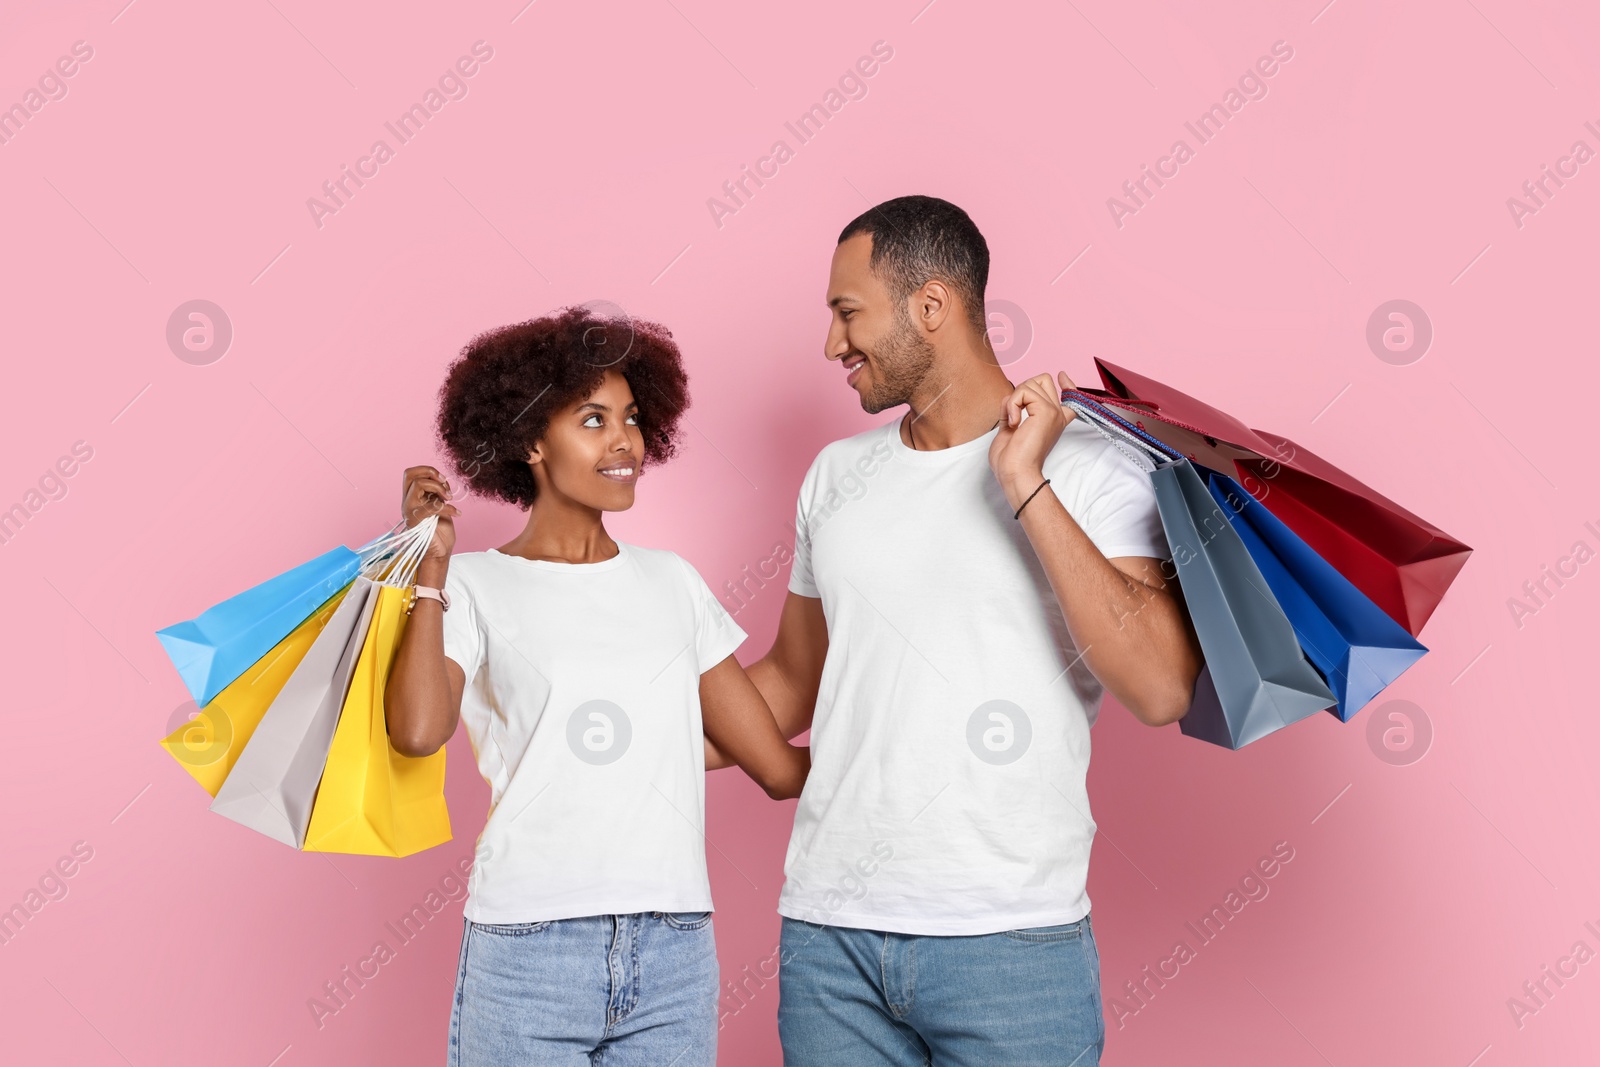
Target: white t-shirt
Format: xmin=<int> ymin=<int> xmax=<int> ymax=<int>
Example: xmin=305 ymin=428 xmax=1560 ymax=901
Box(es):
xmin=439 ymin=542 xmax=748 ymax=924
xmin=778 ymin=415 xmax=1169 ymax=936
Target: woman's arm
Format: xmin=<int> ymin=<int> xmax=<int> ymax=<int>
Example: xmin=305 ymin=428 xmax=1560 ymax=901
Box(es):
xmin=699 ymin=654 xmax=810 ymax=799
xmin=385 ymin=466 xmax=466 ymax=758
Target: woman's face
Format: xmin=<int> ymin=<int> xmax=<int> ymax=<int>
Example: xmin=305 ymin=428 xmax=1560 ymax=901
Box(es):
xmin=529 ymin=369 xmax=643 ymax=511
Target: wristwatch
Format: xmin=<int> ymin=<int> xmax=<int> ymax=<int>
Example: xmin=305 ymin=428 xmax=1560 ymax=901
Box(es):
xmin=407 ymin=585 xmax=451 ymax=614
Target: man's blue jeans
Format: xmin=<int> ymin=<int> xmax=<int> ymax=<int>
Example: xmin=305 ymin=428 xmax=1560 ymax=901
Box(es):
xmin=447 ymin=911 xmax=718 ymax=1066
xmin=778 ymin=913 xmax=1105 ymax=1066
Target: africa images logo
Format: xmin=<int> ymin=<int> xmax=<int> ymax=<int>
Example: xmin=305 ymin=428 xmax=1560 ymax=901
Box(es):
xmin=305 ymin=41 xmax=495 ymax=229
xmin=1106 ymin=40 xmax=1295 ymax=228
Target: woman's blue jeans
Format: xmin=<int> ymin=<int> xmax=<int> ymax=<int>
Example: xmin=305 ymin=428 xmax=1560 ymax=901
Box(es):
xmin=447 ymin=911 xmax=718 ymax=1066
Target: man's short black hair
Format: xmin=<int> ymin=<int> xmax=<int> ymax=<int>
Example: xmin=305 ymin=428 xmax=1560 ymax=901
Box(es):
xmin=838 ymin=195 xmax=989 ymax=332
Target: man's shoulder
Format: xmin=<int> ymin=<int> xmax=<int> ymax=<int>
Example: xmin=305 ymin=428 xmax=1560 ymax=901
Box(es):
xmin=1050 ymin=417 xmax=1118 ymax=460
xmin=1044 ymin=417 xmax=1144 ymax=481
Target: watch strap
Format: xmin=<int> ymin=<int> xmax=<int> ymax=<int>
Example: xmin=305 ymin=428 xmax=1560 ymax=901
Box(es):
xmin=409 ymin=585 xmax=450 ymax=613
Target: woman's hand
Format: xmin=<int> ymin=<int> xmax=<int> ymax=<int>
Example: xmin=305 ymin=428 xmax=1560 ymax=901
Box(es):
xmin=402 ymin=465 xmax=460 ymax=561
xmin=387 ymin=466 xmax=466 ymax=757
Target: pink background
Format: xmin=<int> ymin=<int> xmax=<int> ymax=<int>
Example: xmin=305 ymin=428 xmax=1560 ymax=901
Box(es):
xmin=2 ymin=0 xmax=1597 ymax=1063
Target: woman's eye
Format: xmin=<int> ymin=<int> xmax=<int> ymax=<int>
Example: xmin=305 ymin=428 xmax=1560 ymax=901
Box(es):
xmin=625 ymin=413 xmax=638 ymax=425
xmin=583 ymin=414 xmax=602 ymax=427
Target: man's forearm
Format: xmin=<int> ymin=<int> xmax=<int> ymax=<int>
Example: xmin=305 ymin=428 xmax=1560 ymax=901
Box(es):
xmin=1003 ymin=473 xmax=1201 ymax=725
xmin=746 ymin=655 xmax=815 ymax=740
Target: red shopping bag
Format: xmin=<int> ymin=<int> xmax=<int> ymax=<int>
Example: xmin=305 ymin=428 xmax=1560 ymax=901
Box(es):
xmin=1082 ymin=359 xmax=1471 ymax=635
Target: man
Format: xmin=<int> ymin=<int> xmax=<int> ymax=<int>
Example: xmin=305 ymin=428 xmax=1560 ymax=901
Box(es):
xmin=743 ymin=195 xmax=1204 ymax=1065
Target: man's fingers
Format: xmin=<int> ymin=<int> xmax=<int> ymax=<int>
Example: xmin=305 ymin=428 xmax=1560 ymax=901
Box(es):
xmin=1002 ymin=378 xmax=1038 ymax=426
xmin=1022 ymin=374 xmax=1055 ymax=408
xmin=1008 ymin=375 xmax=1063 ymax=422
xmin=1056 ymin=371 xmax=1082 ymax=423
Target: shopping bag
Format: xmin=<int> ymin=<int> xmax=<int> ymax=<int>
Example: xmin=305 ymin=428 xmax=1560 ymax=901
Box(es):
xmin=208 ymin=577 xmax=380 ymax=847
xmin=1065 ymin=394 xmax=1336 ymax=748
xmin=1205 ymin=472 xmax=1428 ymax=721
xmin=159 ymin=584 xmax=352 ymax=796
xmin=157 ymin=546 xmax=363 ymax=707
xmin=1086 ymin=358 xmax=1471 ymax=635
xmin=303 ymin=518 xmax=450 ymax=857
xmin=157 ymin=521 xmax=418 ymax=798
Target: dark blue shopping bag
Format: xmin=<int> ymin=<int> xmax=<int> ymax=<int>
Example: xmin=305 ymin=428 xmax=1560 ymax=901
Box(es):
xmin=1205 ymin=472 xmax=1427 ymax=721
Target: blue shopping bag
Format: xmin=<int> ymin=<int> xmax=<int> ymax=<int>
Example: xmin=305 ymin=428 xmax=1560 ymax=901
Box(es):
xmin=157 ymin=545 xmax=363 ymax=707
xmin=1205 ymin=472 xmax=1427 ymax=721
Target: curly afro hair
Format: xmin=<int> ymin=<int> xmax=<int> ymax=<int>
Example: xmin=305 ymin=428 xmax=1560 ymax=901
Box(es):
xmin=435 ymin=305 xmax=690 ymax=509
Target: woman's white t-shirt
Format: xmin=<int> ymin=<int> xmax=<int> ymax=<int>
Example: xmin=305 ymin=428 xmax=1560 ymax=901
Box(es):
xmin=439 ymin=541 xmax=747 ymax=924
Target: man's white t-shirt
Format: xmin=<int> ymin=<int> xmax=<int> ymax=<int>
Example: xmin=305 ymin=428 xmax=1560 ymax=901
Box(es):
xmin=779 ymin=415 xmax=1169 ymax=936
xmin=439 ymin=542 xmax=747 ymax=925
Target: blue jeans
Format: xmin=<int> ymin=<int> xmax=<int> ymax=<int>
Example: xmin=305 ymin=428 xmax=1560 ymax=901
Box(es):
xmin=447 ymin=911 xmax=718 ymax=1066
xmin=777 ymin=913 xmax=1105 ymax=1066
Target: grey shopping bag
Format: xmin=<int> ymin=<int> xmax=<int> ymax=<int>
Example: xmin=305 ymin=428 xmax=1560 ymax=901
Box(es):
xmin=210 ymin=576 xmax=379 ymax=846
xmin=1065 ymin=393 xmax=1335 ymax=748
xmin=1151 ymin=458 xmax=1336 ymax=748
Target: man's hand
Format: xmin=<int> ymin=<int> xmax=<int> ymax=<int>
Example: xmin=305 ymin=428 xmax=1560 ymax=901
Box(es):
xmin=989 ymin=371 xmax=1081 ymax=509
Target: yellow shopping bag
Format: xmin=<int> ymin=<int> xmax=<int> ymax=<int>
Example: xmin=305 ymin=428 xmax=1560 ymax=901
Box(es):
xmin=160 ymin=585 xmax=352 ymax=797
xmin=302 ymin=583 xmax=451 ymax=857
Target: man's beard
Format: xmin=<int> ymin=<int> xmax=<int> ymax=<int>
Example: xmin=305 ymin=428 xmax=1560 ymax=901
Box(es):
xmin=858 ymin=308 xmax=936 ymax=414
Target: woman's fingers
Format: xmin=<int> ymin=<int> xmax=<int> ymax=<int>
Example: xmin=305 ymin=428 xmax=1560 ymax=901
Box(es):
xmin=403 ymin=469 xmax=451 ymax=499
xmin=402 ymin=467 xmax=456 ymax=525
xmin=402 ymin=467 xmax=452 ymax=496
xmin=405 ymin=490 xmax=452 ymax=522
xmin=409 ymin=477 xmax=450 ymax=502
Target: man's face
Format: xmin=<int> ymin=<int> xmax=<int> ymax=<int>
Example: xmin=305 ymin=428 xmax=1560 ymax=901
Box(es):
xmin=825 ymin=233 xmax=935 ymax=414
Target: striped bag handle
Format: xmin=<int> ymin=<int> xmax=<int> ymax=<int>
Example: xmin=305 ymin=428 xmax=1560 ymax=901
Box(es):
xmin=1060 ymin=388 xmax=1183 ymax=473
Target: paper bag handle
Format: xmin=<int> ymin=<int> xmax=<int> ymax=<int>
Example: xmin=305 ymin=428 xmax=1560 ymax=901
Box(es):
xmin=1061 ymin=389 xmax=1182 ymax=472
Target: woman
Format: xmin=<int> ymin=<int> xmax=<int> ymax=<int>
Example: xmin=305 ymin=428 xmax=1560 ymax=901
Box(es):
xmin=384 ymin=305 xmax=808 ymax=1066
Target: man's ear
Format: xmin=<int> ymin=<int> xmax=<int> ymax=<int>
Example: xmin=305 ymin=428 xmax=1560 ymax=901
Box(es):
xmin=911 ymin=279 xmax=954 ymax=335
